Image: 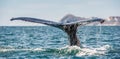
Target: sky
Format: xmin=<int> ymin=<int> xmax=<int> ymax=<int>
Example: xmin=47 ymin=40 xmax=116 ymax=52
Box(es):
xmin=0 ymin=0 xmax=120 ymax=26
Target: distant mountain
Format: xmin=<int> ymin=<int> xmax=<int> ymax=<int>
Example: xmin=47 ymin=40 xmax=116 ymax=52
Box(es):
xmin=102 ymin=16 xmax=120 ymax=26
xmin=61 ymin=14 xmax=120 ymax=26
xmin=108 ymin=16 xmax=120 ymax=22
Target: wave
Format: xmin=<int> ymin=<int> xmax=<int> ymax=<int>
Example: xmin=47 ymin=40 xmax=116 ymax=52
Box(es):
xmin=0 ymin=45 xmax=111 ymax=56
xmin=0 ymin=48 xmax=43 ymax=52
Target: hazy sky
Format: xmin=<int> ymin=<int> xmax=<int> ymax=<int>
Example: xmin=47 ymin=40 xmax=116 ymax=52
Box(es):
xmin=0 ymin=0 xmax=120 ymax=26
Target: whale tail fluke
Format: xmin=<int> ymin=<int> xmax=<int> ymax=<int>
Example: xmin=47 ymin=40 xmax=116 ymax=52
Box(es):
xmin=10 ymin=17 xmax=104 ymax=28
xmin=10 ymin=17 xmax=105 ymax=47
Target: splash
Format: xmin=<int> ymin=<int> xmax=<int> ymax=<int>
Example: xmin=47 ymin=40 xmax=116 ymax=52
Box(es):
xmin=76 ymin=45 xmax=110 ymax=56
xmin=0 ymin=45 xmax=110 ymax=56
xmin=57 ymin=45 xmax=110 ymax=56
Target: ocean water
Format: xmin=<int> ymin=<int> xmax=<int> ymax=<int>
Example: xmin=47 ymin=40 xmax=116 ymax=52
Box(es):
xmin=0 ymin=26 xmax=120 ymax=59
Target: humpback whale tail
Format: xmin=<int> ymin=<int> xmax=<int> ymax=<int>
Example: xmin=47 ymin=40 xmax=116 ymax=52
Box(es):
xmin=10 ymin=15 xmax=105 ymax=47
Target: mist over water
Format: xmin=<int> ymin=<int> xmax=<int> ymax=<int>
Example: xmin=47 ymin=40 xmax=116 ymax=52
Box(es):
xmin=0 ymin=26 xmax=120 ymax=59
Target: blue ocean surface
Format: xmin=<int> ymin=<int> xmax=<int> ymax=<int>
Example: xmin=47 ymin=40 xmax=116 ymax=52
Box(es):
xmin=0 ymin=26 xmax=120 ymax=59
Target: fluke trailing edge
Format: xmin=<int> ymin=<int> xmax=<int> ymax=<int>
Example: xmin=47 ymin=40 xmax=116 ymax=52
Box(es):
xmin=10 ymin=14 xmax=105 ymax=47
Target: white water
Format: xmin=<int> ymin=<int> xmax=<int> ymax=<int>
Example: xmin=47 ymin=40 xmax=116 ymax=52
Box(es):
xmin=0 ymin=48 xmax=43 ymax=52
xmin=0 ymin=45 xmax=111 ymax=56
